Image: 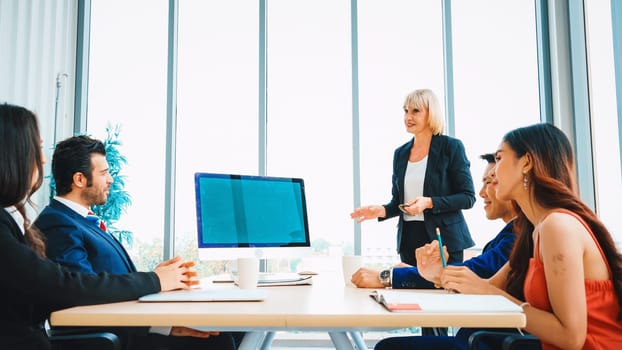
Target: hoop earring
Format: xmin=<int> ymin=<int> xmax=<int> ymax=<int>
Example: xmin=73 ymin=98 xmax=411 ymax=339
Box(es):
xmin=523 ymin=172 xmax=528 ymax=190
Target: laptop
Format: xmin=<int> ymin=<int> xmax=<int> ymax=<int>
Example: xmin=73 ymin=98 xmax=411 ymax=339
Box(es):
xmin=234 ymin=272 xmax=313 ymax=286
xmin=138 ymin=288 xmax=268 ymax=302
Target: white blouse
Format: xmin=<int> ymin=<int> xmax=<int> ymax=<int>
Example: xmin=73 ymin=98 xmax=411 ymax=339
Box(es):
xmin=403 ymin=156 xmax=428 ymax=222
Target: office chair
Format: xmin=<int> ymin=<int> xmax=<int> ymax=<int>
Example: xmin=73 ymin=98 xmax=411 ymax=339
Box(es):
xmin=468 ymin=330 xmax=540 ymax=350
xmin=49 ymin=330 xmax=121 ymax=350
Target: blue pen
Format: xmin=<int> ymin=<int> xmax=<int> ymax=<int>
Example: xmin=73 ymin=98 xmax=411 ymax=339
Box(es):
xmin=436 ymin=227 xmax=447 ymax=268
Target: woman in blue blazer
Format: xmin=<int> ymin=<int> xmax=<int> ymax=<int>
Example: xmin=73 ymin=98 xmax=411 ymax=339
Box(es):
xmin=351 ymin=89 xmax=476 ymax=266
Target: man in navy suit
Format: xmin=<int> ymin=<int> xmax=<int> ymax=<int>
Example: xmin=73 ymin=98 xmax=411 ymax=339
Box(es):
xmin=351 ymin=153 xmax=517 ymax=290
xmin=34 ymin=135 xmax=236 ymax=350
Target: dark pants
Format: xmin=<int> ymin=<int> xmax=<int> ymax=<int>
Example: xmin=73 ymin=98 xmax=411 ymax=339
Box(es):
xmin=375 ymin=335 xmax=456 ymax=350
xmin=50 ymin=327 xmax=236 ymax=350
xmin=399 ymin=220 xmax=463 ymax=337
xmin=1 ymin=327 xmax=51 ymax=350
xmin=131 ymin=332 xmax=236 ymax=350
xmin=399 ymin=221 xmax=464 ymax=266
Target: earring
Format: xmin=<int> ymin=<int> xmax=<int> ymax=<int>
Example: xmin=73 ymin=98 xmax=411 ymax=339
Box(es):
xmin=523 ymin=171 xmax=528 ymax=190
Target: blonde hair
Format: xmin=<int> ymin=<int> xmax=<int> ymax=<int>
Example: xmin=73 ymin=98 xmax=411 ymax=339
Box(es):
xmin=403 ymin=89 xmax=445 ymax=135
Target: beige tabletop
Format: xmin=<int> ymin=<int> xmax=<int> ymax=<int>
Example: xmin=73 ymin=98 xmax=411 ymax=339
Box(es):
xmin=51 ymin=272 xmax=525 ymax=331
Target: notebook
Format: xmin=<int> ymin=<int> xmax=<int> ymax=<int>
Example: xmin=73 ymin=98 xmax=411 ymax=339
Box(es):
xmin=371 ymin=290 xmax=523 ymax=313
xmin=138 ymin=288 xmax=268 ymax=302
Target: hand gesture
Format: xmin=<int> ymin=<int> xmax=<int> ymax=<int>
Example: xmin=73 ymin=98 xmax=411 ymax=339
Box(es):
xmin=351 ymin=267 xmax=384 ymax=288
xmin=440 ymin=266 xmax=494 ymax=294
xmin=415 ymin=240 xmax=448 ymax=284
xmin=170 ymin=326 xmax=220 ymax=338
xmin=350 ymin=205 xmax=385 ymax=223
xmin=399 ymin=197 xmax=432 ymax=216
xmin=154 ymin=256 xmax=199 ymax=291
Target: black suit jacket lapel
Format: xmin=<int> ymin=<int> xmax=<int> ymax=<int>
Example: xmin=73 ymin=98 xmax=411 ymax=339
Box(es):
xmin=424 ymin=135 xmax=444 ymax=196
xmin=395 ymin=139 xmax=413 ymax=200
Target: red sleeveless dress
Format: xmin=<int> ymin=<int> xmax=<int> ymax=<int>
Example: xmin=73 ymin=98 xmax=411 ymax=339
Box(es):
xmin=524 ymin=209 xmax=622 ymax=349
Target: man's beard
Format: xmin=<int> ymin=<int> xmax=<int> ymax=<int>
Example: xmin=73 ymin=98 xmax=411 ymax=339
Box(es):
xmin=83 ymin=189 xmax=107 ymax=206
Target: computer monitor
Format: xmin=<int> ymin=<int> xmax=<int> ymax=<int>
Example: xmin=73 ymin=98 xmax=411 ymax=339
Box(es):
xmin=194 ymin=172 xmax=312 ymax=260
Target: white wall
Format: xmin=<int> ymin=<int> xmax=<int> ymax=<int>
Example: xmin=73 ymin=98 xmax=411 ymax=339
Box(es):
xmin=0 ymin=0 xmax=78 ymax=212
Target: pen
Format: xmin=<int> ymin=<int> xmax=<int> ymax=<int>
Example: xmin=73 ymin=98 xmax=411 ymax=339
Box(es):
xmin=436 ymin=227 xmax=447 ymax=268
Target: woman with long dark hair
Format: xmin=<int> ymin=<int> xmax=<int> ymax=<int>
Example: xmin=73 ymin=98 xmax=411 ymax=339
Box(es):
xmin=441 ymin=123 xmax=622 ymax=349
xmin=0 ymin=103 xmax=196 ymax=350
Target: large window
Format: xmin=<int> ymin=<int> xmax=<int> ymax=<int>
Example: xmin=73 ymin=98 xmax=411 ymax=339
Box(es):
xmin=451 ymin=0 xmax=541 ymax=248
xmin=265 ymin=0 xmax=353 ymax=262
xmin=357 ymin=0 xmax=444 ymax=263
xmin=86 ymin=0 xmax=168 ymax=270
xmin=584 ymin=0 xmax=622 ymax=241
xmin=57 ymin=1 xmax=622 ymax=346
xmin=85 ymin=1 xmax=609 ymax=276
xmin=175 ymin=0 xmax=259 ymax=275
xmin=357 ymin=0 xmax=541 ymax=260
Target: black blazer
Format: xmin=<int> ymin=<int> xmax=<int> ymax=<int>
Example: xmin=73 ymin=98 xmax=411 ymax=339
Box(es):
xmin=381 ymin=134 xmax=476 ymax=253
xmin=0 ymin=209 xmax=160 ymax=350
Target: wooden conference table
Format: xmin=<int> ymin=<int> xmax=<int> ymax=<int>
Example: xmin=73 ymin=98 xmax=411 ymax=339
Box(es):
xmin=51 ymin=272 xmax=526 ymax=350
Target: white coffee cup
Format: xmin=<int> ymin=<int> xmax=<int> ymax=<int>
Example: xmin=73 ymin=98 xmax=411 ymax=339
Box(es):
xmin=342 ymin=255 xmax=363 ymax=286
xmin=237 ymin=257 xmax=259 ymax=289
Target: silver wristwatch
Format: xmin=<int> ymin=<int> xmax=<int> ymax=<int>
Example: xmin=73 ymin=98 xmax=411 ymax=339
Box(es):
xmin=379 ymin=268 xmax=392 ymax=287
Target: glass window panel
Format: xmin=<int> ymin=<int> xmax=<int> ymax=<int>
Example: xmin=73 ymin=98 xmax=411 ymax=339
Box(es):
xmin=452 ymin=0 xmax=540 ymax=248
xmin=584 ymin=0 xmax=622 ymax=242
xmin=176 ymin=0 xmax=259 ymax=275
xmin=358 ymin=0 xmax=444 ymax=263
xmin=87 ymin=0 xmax=168 ymax=270
xmin=266 ymin=0 xmax=353 ymax=265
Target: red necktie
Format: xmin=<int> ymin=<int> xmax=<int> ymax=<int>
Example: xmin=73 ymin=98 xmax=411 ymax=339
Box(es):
xmin=87 ymin=211 xmax=107 ymax=232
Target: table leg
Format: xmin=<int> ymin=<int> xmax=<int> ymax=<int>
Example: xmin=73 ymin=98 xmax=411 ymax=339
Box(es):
xmin=239 ymin=331 xmax=267 ymax=350
xmin=349 ymin=331 xmax=368 ymax=350
xmin=329 ymin=332 xmax=356 ymax=350
xmin=260 ymin=331 xmax=276 ymax=350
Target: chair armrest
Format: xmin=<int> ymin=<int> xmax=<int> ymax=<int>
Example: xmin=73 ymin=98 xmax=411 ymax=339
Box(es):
xmin=468 ymin=330 xmax=540 ymax=350
xmin=468 ymin=330 xmax=525 ymax=350
xmin=49 ymin=331 xmax=121 ymax=350
xmin=502 ymin=334 xmax=540 ymax=350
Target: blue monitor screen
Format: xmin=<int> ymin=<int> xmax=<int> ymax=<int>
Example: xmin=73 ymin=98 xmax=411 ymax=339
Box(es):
xmin=194 ymin=173 xmax=311 ymax=249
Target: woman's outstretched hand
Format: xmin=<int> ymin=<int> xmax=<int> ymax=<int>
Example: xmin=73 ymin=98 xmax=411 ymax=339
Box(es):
xmin=350 ymin=205 xmax=386 ymax=223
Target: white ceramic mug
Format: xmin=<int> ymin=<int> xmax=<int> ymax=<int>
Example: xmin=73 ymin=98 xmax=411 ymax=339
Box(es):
xmin=237 ymin=257 xmax=259 ymax=289
xmin=341 ymin=255 xmax=363 ymax=286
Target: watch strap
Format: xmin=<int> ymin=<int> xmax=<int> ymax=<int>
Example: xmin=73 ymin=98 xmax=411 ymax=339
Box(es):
xmin=379 ymin=268 xmax=392 ymax=287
